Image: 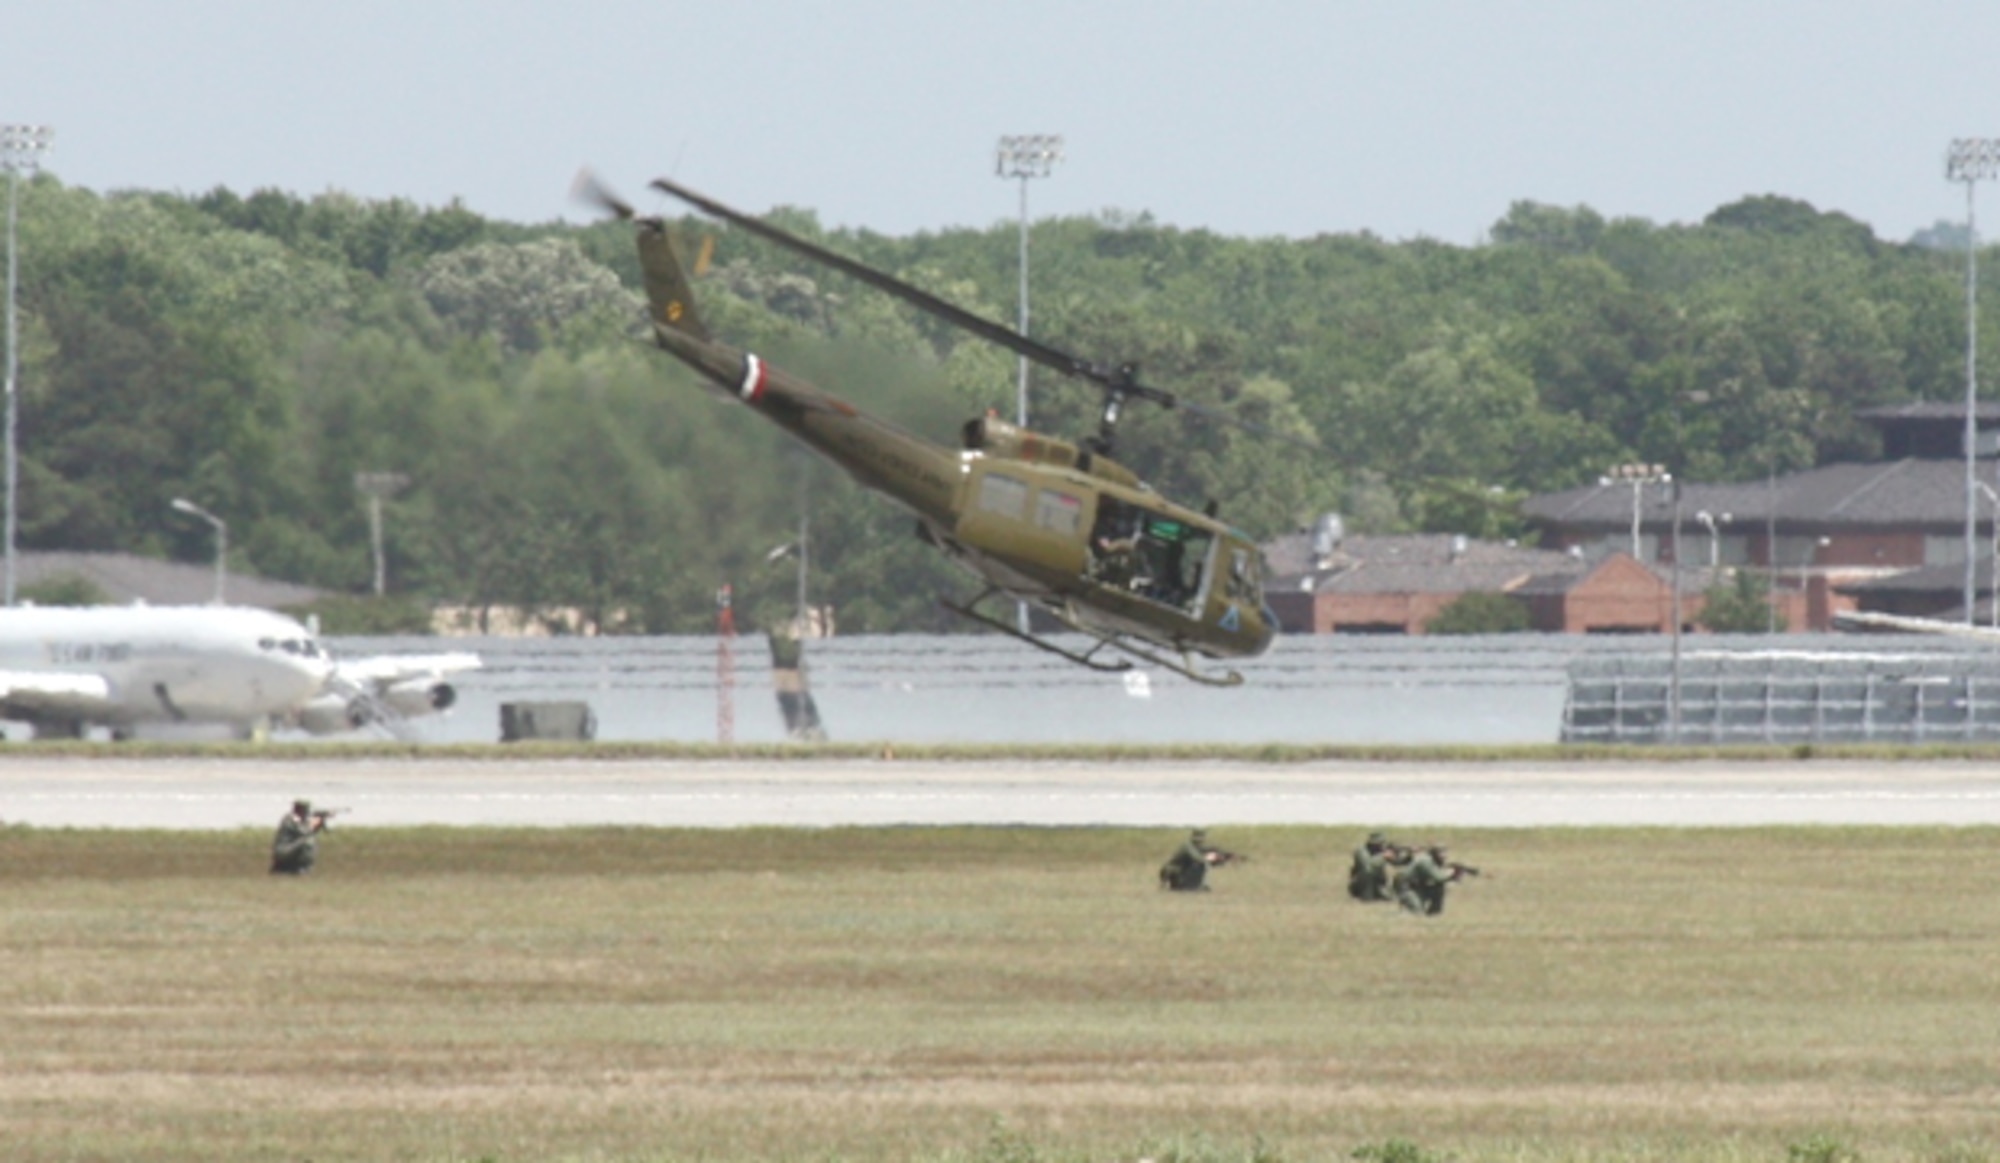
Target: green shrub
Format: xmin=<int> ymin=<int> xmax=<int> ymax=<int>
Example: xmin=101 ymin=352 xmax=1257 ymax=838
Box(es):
xmin=1425 ymin=591 xmax=1530 ymax=634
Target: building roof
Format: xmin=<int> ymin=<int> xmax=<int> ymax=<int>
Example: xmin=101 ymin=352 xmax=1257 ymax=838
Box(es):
xmin=1263 ymin=532 xmax=1588 ymax=595
xmin=1855 ymin=401 xmax=2000 ymax=423
xmin=15 ymin=551 xmax=324 ymax=609
xmin=1522 ymin=458 xmax=1980 ymax=532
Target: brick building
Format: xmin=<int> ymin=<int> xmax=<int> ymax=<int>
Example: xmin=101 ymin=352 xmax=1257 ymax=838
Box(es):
xmin=1518 ymin=404 xmax=2000 ymax=631
xmin=1261 ymin=529 xmax=1708 ymax=635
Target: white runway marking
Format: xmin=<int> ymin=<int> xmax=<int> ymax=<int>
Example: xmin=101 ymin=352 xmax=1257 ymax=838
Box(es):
xmin=4 ymin=758 xmax=2000 ymax=829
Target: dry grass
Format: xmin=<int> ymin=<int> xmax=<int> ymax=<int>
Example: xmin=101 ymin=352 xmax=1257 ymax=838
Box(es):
xmin=2 ymin=824 xmax=1998 ymax=1162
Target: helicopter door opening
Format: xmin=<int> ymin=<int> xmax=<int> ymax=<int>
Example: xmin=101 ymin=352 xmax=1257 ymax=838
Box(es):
xmin=1087 ymin=497 xmax=1214 ymax=615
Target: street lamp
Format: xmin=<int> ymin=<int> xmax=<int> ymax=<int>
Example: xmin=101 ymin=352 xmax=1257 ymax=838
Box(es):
xmin=1599 ymin=463 xmax=1670 ymax=560
xmin=764 ymin=520 xmax=810 ymax=638
xmin=170 ymin=498 xmax=227 ymax=604
xmin=996 ymin=133 xmax=1062 ymax=634
xmin=1695 ymin=509 xmax=1733 ymax=573
xmin=353 ymin=471 xmax=410 ymax=596
xmin=2 ymin=124 xmax=53 ymax=606
xmin=1947 ymin=138 xmax=2000 ymax=623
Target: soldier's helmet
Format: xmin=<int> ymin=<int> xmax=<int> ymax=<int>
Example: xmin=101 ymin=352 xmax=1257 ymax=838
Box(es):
xmin=1367 ymin=831 xmax=1387 ymax=846
xmin=293 ymin=799 xmax=311 ymax=814
xmin=1191 ymin=829 xmax=1208 ymax=842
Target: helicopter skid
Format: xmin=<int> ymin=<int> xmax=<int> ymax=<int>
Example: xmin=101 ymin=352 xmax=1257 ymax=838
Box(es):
xmin=940 ymin=590 xmax=1244 ymax=686
xmin=938 ymin=592 xmax=1132 ymax=673
xmin=1094 ymin=635 xmax=1245 ymax=688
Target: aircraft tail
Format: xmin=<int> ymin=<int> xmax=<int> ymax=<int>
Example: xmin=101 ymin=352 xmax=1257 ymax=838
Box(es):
xmin=634 ymin=217 xmax=710 ymax=345
xmin=571 ymin=169 xmax=709 ymax=344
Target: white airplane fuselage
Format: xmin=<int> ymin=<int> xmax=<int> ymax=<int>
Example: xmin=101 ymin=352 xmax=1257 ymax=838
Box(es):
xmin=0 ymin=605 xmax=333 ymax=738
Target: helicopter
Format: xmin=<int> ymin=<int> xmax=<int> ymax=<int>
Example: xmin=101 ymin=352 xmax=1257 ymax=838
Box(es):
xmin=575 ymin=171 xmax=1284 ymax=686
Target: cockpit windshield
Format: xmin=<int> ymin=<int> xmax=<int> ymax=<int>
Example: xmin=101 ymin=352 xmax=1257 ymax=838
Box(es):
xmin=259 ymin=637 xmax=326 ymax=659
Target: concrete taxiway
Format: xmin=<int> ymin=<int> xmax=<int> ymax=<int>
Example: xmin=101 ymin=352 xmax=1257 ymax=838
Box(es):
xmin=3 ymin=756 xmax=2000 ymax=829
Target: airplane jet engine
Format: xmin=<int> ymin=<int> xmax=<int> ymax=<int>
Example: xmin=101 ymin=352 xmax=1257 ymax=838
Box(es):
xmin=379 ymin=678 xmax=457 ymax=717
xmin=292 ymin=692 xmax=370 ymax=735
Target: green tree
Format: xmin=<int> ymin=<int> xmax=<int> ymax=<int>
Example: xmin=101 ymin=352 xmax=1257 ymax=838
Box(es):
xmin=18 ymin=573 xmax=109 ymax=606
xmin=1696 ymin=569 xmax=1776 ymax=633
xmin=1425 ymin=591 xmax=1531 ymax=635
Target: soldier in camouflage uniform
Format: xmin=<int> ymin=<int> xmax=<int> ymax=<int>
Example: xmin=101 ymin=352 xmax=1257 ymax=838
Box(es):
xmin=1347 ymin=831 xmax=1406 ymax=902
xmin=1394 ymin=844 xmax=1468 ymax=916
xmin=1159 ymin=828 xmax=1216 ymax=892
xmin=270 ymin=799 xmax=326 ymax=875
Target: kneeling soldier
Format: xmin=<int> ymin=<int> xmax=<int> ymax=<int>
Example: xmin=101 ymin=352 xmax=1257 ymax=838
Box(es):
xmin=270 ymin=799 xmax=329 ymax=875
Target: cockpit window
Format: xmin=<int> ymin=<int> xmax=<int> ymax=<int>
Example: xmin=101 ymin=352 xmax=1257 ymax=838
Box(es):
xmin=1225 ymin=548 xmax=1263 ymax=602
xmin=258 ymin=635 xmax=323 ymax=660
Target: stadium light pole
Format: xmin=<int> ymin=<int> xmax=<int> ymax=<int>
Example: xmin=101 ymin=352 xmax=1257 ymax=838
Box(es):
xmin=2 ymin=124 xmax=53 ymax=607
xmin=995 ymin=134 xmax=1063 ymax=429
xmin=996 ymin=134 xmax=1063 ymax=635
xmin=1948 ymin=139 xmax=2000 ymax=623
xmin=171 ymin=498 xmax=228 ymax=605
xmin=1598 ymin=462 xmax=1670 ymax=561
xmin=1978 ymin=480 xmax=2000 ymax=629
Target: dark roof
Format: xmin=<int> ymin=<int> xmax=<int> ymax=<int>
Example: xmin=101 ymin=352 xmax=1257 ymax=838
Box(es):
xmin=1855 ymin=401 xmax=2000 ymax=423
xmin=16 ymin=551 xmax=324 ymax=608
xmin=1262 ymin=532 xmax=1587 ymax=595
xmin=1522 ymin=459 xmax=1982 ymax=532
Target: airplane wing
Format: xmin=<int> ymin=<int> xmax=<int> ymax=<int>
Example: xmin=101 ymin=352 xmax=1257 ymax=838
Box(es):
xmin=0 ymin=669 xmax=116 ymax=713
xmin=326 ymin=652 xmax=482 ymax=727
xmin=333 ymin=652 xmax=483 ymax=687
xmin=1831 ymin=610 xmax=2000 ymax=642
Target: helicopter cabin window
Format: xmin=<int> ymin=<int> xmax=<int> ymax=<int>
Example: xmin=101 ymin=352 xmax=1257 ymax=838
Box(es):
xmin=977 ymin=472 xmax=1030 ymax=520
xmin=1035 ymin=489 xmax=1082 ymax=534
xmin=1225 ymin=548 xmax=1262 ymax=603
xmin=1086 ymin=495 xmax=1214 ymax=614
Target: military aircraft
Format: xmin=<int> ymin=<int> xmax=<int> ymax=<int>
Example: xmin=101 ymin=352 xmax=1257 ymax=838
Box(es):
xmin=0 ymin=603 xmax=477 ymax=740
xmin=577 ymin=172 xmax=1284 ymax=685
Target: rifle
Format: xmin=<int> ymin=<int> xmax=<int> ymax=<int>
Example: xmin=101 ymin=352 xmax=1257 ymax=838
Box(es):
xmin=310 ymin=807 xmax=348 ymax=830
xmin=1204 ymin=847 xmax=1248 ymax=867
xmin=1448 ymin=862 xmax=1482 ymax=879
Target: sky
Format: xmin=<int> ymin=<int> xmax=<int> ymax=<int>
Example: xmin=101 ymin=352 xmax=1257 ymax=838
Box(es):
xmin=8 ymin=1 xmax=2000 ymax=244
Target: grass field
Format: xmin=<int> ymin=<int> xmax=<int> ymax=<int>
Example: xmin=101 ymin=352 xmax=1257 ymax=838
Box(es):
xmin=3 ymin=824 xmax=1997 ymax=1162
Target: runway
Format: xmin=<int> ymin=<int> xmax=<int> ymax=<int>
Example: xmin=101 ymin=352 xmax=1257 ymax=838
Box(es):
xmin=5 ymin=756 xmax=2000 ymax=829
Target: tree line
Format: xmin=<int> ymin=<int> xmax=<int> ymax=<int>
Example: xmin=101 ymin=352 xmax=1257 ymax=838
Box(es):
xmin=5 ymin=174 xmax=1981 ymax=633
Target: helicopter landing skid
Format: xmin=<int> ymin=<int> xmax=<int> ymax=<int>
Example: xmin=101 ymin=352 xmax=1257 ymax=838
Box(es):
xmin=939 ymin=591 xmax=1244 ymax=686
xmin=1095 ymin=636 xmax=1245 ymax=688
xmin=938 ymin=592 xmax=1132 ymax=673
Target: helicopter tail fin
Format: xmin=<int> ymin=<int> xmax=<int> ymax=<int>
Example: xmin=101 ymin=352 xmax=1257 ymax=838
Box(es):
xmin=635 ymin=218 xmax=710 ymax=345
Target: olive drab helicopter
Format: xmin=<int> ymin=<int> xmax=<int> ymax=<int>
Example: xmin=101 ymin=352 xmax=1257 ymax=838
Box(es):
xmin=575 ymin=171 xmax=1284 ymax=685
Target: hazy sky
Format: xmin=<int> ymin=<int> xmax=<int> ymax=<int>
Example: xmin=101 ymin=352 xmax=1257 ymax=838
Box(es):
xmin=10 ymin=1 xmax=2000 ymax=242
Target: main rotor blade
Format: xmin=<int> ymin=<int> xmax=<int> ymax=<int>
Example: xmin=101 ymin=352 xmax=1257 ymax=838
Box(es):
xmin=1170 ymin=397 xmax=1324 ymax=453
xmin=649 ymin=176 xmax=1173 ymax=403
xmin=648 ymin=176 xmax=1322 ymax=451
xmin=571 ymin=168 xmax=636 ymax=221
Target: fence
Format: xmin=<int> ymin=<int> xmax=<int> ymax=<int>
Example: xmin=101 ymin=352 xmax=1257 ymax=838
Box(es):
xmin=1561 ymin=649 xmax=2000 ymax=745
